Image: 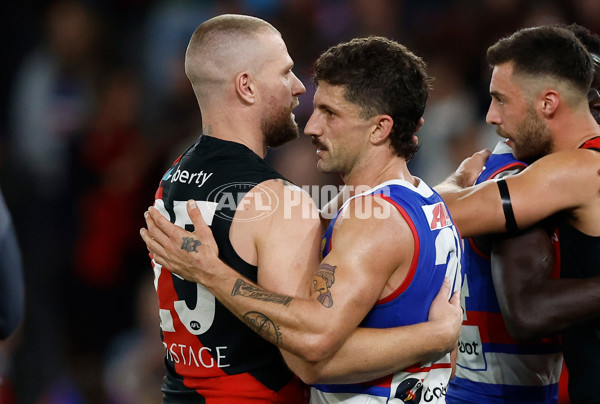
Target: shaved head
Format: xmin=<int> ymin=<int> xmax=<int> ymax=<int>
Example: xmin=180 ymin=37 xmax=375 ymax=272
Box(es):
xmin=185 ymin=14 xmax=281 ymax=101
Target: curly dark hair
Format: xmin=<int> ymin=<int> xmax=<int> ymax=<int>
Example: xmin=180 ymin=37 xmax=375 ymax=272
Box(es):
xmin=313 ymin=36 xmax=431 ymax=161
xmin=487 ymin=25 xmax=594 ymax=94
xmin=565 ymin=23 xmax=600 ymax=56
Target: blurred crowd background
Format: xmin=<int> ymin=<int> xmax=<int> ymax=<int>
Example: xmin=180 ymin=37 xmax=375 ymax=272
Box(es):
xmin=0 ymin=0 xmax=598 ymax=403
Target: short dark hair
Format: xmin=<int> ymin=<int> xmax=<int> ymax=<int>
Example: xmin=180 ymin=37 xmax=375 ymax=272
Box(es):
xmin=486 ymin=25 xmax=594 ymax=94
xmin=313 ymin=36 xmax=431 ymax=161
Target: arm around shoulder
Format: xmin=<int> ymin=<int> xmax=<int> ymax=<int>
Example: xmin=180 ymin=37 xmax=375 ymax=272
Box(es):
xmin=508 ymin=149 xmax=600 ymax=230
xmin=441 ymin=149 xmax=600 ymax=238
xmin=284 ymin=278 xmax=462 ymax=384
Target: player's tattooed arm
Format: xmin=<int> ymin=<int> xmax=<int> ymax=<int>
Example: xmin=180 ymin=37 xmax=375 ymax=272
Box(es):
xmin=242 ymin=311 xmax=282 ymax=345
xmin=232 ymin=278 xmax=293 ymax=306
xmin=231 ymin=279 xmax=289 ymax=346
xmin=313 ymin=263 xmax=337 ymax=308
xmin=231 ymin=261 xmax=337 ymax=348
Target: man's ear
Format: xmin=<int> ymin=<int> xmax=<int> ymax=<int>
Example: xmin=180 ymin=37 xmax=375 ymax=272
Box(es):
xmin=411 ymin=118 xmax=424 ymax=146
xmin=235 ymin=72 xmax=255 ymax=105
xmin=540 ymin=90 xmax=559 ymax=118
xmin=415 ymin=117 xmax=424 ymax=133
xmin=370 ymin=115 xmax=394 ymax=145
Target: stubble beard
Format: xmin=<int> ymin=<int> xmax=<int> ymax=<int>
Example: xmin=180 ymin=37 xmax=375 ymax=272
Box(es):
xmin=262 ymin=103 xmax=300 ymax=148
xmin=500 ymin=106 xmax=554 ymax=163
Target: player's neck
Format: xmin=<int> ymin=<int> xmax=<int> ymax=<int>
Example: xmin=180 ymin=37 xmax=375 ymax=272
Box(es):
xmin=343 ymin=153 xmax=415 ymax=191
xmin=551 ymin=110 xmax=600 ymax=152
xmin=200 ymin=114 xmax=268 ymax=158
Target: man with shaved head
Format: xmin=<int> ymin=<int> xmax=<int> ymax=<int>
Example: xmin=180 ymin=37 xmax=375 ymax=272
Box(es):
xmin=151 ymin=14 xmax=312 ymax=402
xmin=184 ymin=15 xmax=301 ymax=149
xmin=185 ymin=15 xmax=306 ymax=151
xmin=147 ymin=14 xmax=461 ymax=403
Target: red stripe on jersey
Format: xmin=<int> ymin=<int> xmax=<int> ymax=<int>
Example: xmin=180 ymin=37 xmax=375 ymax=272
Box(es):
xmin=199 ymin=373 xmax=307 ymax=403
xmin=580 ymin=136 xmax=600 ymax=152
xmin=467 ymin=237 xmax=490 ymax=260
xmin=464 ymin=311 xmax=558 ymax=346
xmin=488 ymin=162 xmax=527 ymax=180
xmin=373 ymin=194 xmax=420 ymax=305
xmin=463 ymin=311 xmax=517 ymax=345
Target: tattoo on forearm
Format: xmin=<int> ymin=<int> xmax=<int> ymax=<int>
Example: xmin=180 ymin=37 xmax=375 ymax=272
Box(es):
xmin=243 ymin=311 xmax=282 ymax=345
xmin=232 ymin=279 xmax=292 ymax=306
xmin=181 ymin=237 xmax=201 ymax=252
xmin=313 ymin=263 xmax=336 ymax=308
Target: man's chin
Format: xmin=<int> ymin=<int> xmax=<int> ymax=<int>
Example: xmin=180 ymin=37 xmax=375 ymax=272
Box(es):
xmin=266 ymin=129 xmax=299 ymax=148
xmin=514 ymin=150 xmax=544 ymax=164
xmin=316 ymin=160 xmax=335 ymax=174
xmin=316 ymin=160 xmax=325 ymax=173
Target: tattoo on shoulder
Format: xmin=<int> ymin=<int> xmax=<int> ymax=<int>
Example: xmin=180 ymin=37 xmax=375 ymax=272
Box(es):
xmin=232 ymin=279 xmax=292 ymax=306
xmin=243 ymin=311 xmax=282 ymax=345
xmin=313 ymin=263 xmax=336 ymax=308
xmin=181 ymin=236 xmax=201 ymax=252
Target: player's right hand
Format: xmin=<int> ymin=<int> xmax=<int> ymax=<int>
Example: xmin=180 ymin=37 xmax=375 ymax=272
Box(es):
xmin=140 ymin=200 xmax=220 ymax=285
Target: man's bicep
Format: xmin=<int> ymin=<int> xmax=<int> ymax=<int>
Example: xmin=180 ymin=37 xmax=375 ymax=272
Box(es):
xmin=509 ymin=150 xmax=599 ymax=229
xmin=442 ymin=181 xmax=506 ymax=237
xmin=311 ymin=203 xmax=412 ymax=331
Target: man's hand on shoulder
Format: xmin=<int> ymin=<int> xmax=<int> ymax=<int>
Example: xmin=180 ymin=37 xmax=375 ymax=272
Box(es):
xmin=435 ymin=148 xmax=491 ymax=194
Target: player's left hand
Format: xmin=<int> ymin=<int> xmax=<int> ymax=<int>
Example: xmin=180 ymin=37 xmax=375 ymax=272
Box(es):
xmin=140 ymin=200 xmax=220 ymax=285
xmin=428 ymin=278 xmax=462 ymax=352
xmin=454 ymin=148 xmax=492 ymax=188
